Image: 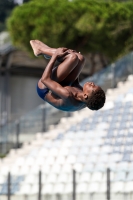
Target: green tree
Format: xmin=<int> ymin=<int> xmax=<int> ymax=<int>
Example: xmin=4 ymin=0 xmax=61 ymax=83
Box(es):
xmin=7 ymin=0 xmax=133 ymax=61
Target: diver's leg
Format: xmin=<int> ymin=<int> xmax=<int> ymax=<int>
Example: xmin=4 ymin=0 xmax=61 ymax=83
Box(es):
xmin=52 ymin=52 xmax=85 ymax=85
xmin=30 ymin=40 xmax=85 ymax=84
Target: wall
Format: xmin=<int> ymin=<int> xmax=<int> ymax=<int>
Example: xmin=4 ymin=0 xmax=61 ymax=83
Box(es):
xmin=0 ymin=75 xmax=42 ymax=121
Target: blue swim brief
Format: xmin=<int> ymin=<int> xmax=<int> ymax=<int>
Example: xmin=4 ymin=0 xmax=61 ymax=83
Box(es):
xmin=43 ymin=54 xmax=51 ymax=60
xmin=43 ymin=54 xmax=61 ymax=62
xmin=37 ymin=83 xmax=49 ymax=100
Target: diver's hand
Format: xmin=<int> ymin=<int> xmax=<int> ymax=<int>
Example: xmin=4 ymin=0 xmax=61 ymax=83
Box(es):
xmin=54 ymin=47 xmax=69 ymax=58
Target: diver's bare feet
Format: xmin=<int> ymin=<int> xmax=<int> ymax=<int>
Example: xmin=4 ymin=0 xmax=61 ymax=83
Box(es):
xmin=33 ymin=40 xmax=50 ymax=49
xmin=30 ymin=40 xmax=44 ymax=57
xmin=30 ymin=40 xmax=55 ymax=57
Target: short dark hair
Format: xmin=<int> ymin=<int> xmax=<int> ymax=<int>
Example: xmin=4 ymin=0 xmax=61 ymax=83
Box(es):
xmin=86 ymin=88 xmax=106 ymax=111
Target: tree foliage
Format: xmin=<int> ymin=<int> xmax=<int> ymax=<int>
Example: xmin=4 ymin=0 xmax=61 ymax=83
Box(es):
xmin=7 ymin=0 xmax=133 ymax=61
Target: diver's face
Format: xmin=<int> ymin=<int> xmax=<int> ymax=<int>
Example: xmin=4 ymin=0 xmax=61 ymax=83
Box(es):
xmin=83 ymin=82 xmax=100 ymax=96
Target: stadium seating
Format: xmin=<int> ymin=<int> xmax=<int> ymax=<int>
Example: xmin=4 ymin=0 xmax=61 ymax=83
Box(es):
xmin=0 ymin=74 xmax=133 ymax=200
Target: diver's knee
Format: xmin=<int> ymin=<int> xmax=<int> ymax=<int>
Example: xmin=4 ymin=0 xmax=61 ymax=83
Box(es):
xmin=68 ymin=53 xmax=78 ymax=64
xmin=76 ymin=53 xmax=85 ymax=64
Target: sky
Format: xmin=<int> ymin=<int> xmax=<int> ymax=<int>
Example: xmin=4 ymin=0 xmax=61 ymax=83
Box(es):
xmin=14 ymin=0 xmax=23 ymax=4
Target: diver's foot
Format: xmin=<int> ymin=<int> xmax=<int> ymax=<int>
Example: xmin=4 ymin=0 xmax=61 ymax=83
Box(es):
xmin=33 ymin=40 xmax=50 ymax=49
xmin=30 ymin=40 xmax=43 ymax=57
xmin=33 ymin=40 xmax=52 ymax=59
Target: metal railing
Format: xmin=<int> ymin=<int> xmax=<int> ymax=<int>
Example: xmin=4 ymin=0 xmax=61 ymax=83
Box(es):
xmin=0 ymin=104 xmax=70 ymax=155
xmin=0 ymin=169 xmax=111 ymax=200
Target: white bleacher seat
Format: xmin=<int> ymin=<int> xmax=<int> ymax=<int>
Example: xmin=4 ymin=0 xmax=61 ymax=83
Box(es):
xmin=74 ymin=163 xmax=83 ymax=172
xmin=10 ymin=165 xmax=21 ymax=175
xmin=100 ymin=145 xmax=113 ymax=154
xmin=91 ymin=147 xmax=100 ymax=155
xmin=36 ymin=157 xmax=45 ymax=166
xmin=76 ymin=155 xmax=86 ymax=164
xmin=86 ymin=155 xmax=98 ymax=164
xmin=0 ymin=166 xmax=10 ymax=176
xmin=82 ymin=139 xmax=94 ymax=147
xmin=27 ymin=149 xmax=39 ymax=158
xmin=91 ymin=172 xmax=103 ymax=182
xmin=85 ymin=131 xmax=97 ymax=139
xmin=42 ymin=140 xmax=53 ymax=148
xmin=55 ymin=156 xmax=66 ymax=165
xmin=114 ymin=171 xmax=126 ymax=182
xmin=52 ymin=140 xmax=63 ymax=148
xmin=124 ymin=93 xmax=133 ymax=102
xmin=30 ymin=165 xmax=41 ymax=175
xmin=17 ymin=184 xmax=31 ymax=195
xmin=64 ymin=183 xmax=73 ymax=194
xmin=24 ymin=174 xmax=37 ymax=184
xmin=45 ymin=156 xmax=55 ymax=165
xmin=107 ymin=163 xmax=117 ymax=172
xmin=117 ymin=162 xmax=129 ymax=172
xmin=77 ymin=183 xmax=88 ymax=193
xmin=103 ymin=101 xmax=114 ymax=110
xmin=57 ymin=173 xmax=69 ymax=183
xmin=72 ymin=139 xmax=83 ymax=148
xmin=88 ymin=182 xmax=99 ymax=193
xmin=68 ymin=147 xmax=79 ymax=156
xmin=61 ymin=140 xmax=72 ymax=148
xmin=53 ymin=183 xmax=64 ymax=194
xmin=66 ymin=155 xmax=77 ymax=164
xmin=98 ymin=154 xmax=109 ymax=163
xmin=99 ymin=182 xmax=106 ymax=193
xmin=115 ymin=95 xmax=124 ymax=102
xmin=19 ymin=165 xmax=30 ymax=175
xmin=106 ymin=88 xmax=115 ymax=95
xmin=109 ymin=153 xmax=122 ymax=162
xmin=49 ymin=148 xmax=59 ymax=157
xmin=61 ymin=164 xmax=72 ymax=173
xmin=124 ymin=182 xmax=133 ymax=193
xmin=128 ymin=162 xmax=133 ymax=171
xmin=79 ymin=147 xmax=89 ymax=156
xmin=30 ymin=184 xmax=39 ymax=194
xmin=112 ymin=182 xmax=125 ymax=193
xmin=0 ymin=175 xmax=6 ymax=184
xmin=51 ymin=164 xmax=61 ymax=174
xmin=103 ymin=171 xmax=115 ymax=181
xmin=82 ymin=163 xmax=94 ymax=172
xmin=76 ymin=131 xmax=85 ymax=139
xmin=127 ymin=74 xmax=133 ymax=81
xmin=38 ymin=148 xmax=49 ymax=157
xmin=65 ymin=131 xmax=75 ymax=139
xmin=42 ymin=183 xmax=54 ymax=194
xmin=68 ymin=173 xmax=78 ymax=182
xmin=47 ymin=174 xmax=57 ymax=183
xmin=14 ymin=157 xmax=25 ymax=167
xmin=41 ymin=174 xmax=47 ymax=184
xmin=59 ymin=148 xmax=69 ymax=156
xmin=25 ymin=157 xmax=35 ymax=167
xmin=128 ymin=88 xmax=133 ymax=94
xmin=41 ymin=165 xmax=51 ymax=174
xmin=8 ymin=149 xmax=17 ymax=157
xmin=126 ymin=172 xmax=133 ymax=181
xmin=79 ymin=172 xmax=91 ymax=182
xmin=100 ymin=130 xmax=108 ymax=138
xmin=93 ymin=164 xmax=106 ymax=172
